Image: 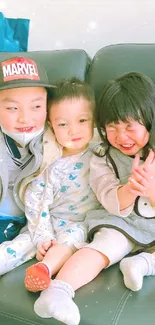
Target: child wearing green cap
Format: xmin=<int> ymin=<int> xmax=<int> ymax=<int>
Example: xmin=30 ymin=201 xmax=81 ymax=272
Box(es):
xmin=0 ymin=56 xmax=60 ymax=275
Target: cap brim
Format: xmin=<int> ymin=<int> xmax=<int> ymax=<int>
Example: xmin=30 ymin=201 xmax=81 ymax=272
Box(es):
xmin=0 ymin=81 xmax=56 ymax=91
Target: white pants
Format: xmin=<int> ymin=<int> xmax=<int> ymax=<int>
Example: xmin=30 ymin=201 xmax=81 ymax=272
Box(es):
xmin=56 ymin=221 xmax=87 ymax=252
xmin=0 ymin=222 xmax=87 ymax=275
xmin=0 ymin=227 xmax=36 ymax=275
xmin=84 ymin=228 xmax=155 ymax=267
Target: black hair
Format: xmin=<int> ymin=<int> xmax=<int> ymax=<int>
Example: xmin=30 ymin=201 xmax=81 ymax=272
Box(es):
xmin=47 ymin=77 xmax=95 ymax=117
xmin=95 ymin=72 xmax=155 ymax=158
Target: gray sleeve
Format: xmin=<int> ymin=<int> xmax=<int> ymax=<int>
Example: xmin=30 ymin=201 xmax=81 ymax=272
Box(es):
xmin=89 ymin=154 xmax=134 ymax=216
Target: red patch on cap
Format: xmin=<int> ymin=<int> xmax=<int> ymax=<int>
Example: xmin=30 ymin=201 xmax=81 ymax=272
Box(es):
xmin=1 ymin=57 xmax=40 ymax=82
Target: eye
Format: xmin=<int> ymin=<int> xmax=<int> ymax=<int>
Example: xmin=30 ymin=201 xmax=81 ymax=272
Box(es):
xmin=58 ymin=123 xmax=67 ymax=127
xmin=79 ymin=118 xmax=87 ymax=123
xmin=127 ymin=124 xmax=135 ymax=131
xmin=32 ymin=105 xmax=41 ymax=109
xmin=106 ymin=125 xmax=115 ymax=131
xmin=6 ymin=107 xmax=18 ymax=111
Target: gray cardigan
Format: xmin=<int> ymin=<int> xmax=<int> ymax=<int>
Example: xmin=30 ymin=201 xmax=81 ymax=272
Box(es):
xmin=86 ymin=146 xmax=155 ymax=247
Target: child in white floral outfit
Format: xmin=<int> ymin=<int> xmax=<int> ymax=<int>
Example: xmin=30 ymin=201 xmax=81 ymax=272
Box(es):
xmin=24 ymin=79 xmax=100 ymax=293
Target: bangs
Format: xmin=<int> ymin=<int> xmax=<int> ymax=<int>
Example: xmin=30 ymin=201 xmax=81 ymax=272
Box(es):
xmin=96 ymin=80 xmax=151 ymax=131
xmin=101 ymin=91 xmax=142 ymax=126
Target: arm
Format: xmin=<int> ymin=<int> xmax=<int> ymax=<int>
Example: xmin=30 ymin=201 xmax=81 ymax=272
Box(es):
xmin=117 ymin=183 xmax=137 ymax=210
xmin=25 ymin=171 xmax=56 ymax=246
xmin=89 ymin=154 xmax=136 ymax=216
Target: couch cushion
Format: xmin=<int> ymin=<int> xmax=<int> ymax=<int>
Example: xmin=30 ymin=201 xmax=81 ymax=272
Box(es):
xmin=0 ymin=49 xmax=91 ymax=85
xmin=88 ymin=43 xmax=155 ymax=99
xmin=0 ymin=259 xmax=155 ymax=325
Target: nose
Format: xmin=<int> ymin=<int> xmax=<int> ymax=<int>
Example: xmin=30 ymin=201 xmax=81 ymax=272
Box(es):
xmin=116 ymin=130 xmax=128 ymax=142
xmin=18 ymin=111 xmax=29 ymax=124
xmin=68 ymin=123 xmax=78 ymax=136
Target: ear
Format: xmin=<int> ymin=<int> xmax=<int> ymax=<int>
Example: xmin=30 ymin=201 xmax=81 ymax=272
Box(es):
xmin=47 ymin=120 xmax=54 ymax=133
xmin=48 ymin=120 xmax=52 ymax=128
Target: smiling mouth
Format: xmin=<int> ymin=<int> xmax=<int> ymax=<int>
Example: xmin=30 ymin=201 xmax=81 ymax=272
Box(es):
xmin=16 ymin=127 xmax=34 ymax=133
xmin=120 ymin=144 xmax=135 ymax=149
xmin=71 ymin=138 xmax=81 ymax=142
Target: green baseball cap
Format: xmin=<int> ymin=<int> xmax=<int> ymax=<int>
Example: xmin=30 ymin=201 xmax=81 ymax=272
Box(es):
xmin=0 ymin=56 xmax=55 ymax=90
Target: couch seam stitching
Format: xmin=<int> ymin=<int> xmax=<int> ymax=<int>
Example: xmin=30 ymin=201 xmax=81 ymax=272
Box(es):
xmin=110 ymin=290 xmax=132 ymax=325
xmin=0 ymin=311 xmax=42 ymax=325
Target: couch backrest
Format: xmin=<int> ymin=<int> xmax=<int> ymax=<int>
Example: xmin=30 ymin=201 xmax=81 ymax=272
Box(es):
xmin=88 ymin=43 xmax=155 ymax=99
xmin=0 ymin=49 xmax=90 ymax=84
xmin=1 ymin=44 xmax=155 ymax=101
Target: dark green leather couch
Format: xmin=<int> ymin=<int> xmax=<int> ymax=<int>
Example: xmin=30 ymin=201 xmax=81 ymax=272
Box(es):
xmin=0 ymin=43 xmax=155 ymax=325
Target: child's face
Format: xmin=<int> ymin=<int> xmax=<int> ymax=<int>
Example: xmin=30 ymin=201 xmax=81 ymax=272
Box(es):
xmin=0 ymin=87 xmax=47 ymax=133
xmin=105 ymin=119 xmax=149 ymax=155
xmin=49 ymin=97 xmax=94 ymax=155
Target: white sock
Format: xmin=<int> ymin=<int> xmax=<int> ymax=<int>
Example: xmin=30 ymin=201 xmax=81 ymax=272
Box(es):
xmin=120 ymin=252 xmax=155 ymax=291
xmin=34 ymin=279 xmax=80 ymax=325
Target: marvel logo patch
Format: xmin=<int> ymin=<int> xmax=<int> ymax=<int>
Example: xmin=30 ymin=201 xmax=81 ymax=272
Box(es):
xmin=1 ymin=58 xmax=40 ymax=82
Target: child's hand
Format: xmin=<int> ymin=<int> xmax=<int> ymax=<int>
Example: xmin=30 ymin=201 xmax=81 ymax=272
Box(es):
xmin=36 ymin=240 xmax=57 ymax=261
xmin=129 ymin=168 xmax=155 ymax=198
xmin=141 ymin=149 xmax=155 ymax=177
xmin=131 ymin=150 xmax=155 ymax=175
xmin=129 ymin=150 xmax=155 ymax=204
